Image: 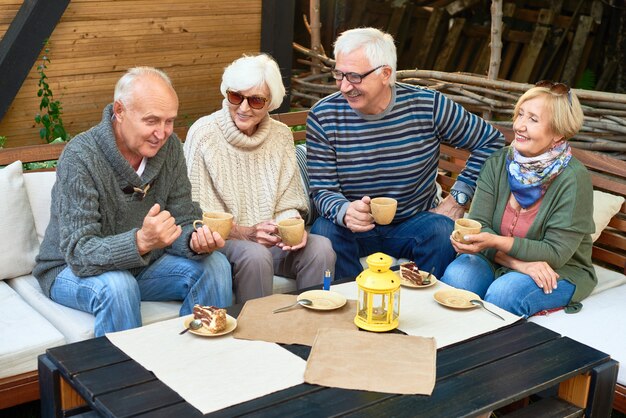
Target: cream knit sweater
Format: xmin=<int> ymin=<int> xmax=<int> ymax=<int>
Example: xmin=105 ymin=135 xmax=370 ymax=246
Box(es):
xmin=183 ymin=103 xmax=308 ymax=227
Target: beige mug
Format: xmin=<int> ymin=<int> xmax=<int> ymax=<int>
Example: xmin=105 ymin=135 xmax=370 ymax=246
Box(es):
xmin=370 ymin=197 xmax=397 ymax=225
xmin=277 ymin=218 xmax=305 ymax=246
xmin=452 ymin=218 xmax=481 ymax=244
xmin=193 ymin=211 xmax=234 ymax=239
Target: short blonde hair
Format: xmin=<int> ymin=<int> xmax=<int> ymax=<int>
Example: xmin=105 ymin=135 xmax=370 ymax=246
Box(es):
xmin=513 ymin=86 xmax=584 ymax=140
xmin=220 ymin=54 xmax=285 ymax=111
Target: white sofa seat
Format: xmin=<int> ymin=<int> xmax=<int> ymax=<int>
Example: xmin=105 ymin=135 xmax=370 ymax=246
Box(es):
xmin=7 ymin=275 xmax=182 ymax=343
xmin=0 ymin=281 xmax=65 ymax=379
xmin=529 ymin=265 xmax=626 ymax=387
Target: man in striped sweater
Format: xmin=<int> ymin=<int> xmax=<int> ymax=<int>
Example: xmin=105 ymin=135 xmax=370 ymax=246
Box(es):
xmin=307 ymin=28 xmax=505 ymax=280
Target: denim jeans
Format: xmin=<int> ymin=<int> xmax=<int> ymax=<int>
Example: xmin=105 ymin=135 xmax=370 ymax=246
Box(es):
xmin=440 ymin=254 xmax=576 ymax=317
xmin=310 ymin=212 xmax=456 ymax=280
xmin=51 ymin=252 xmax=232 ymax=337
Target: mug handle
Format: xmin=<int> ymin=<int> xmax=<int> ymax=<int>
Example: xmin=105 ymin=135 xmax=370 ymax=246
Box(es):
xmin=452 ymin=230 xmax=464 ymax=243
xmin=193 ymin=220 xmax=204 ymax=229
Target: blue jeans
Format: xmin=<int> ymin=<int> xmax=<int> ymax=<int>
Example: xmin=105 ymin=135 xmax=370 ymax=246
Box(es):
xmin=51 ymin=253 xmax=232 ymax=337
xmin=440 ymin=254 xmax=576 ymax=317
xmin=311 ymin=212 xmax=456 ymax=280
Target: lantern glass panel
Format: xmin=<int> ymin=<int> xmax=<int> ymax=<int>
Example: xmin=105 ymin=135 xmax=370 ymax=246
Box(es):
xmin=357 ymin=287 xmax=368 ymax=321
xmin=371 ymin=293 xmax=388 ymax=322
xmin=393 ymin=289 xmax=400 ymax=319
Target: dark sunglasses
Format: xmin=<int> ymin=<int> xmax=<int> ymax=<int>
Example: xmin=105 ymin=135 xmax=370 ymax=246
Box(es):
xmin=226 ymin=90 xmax=269 ymax=110
xmin=331 ymin=65 xmax=385 ymax=84
xmin=535 ymin=80 xmax=572 ymax=105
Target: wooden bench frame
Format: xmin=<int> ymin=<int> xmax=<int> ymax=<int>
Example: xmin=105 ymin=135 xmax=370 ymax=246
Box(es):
xmin=1 ymin=110 xmax=624 ymax=412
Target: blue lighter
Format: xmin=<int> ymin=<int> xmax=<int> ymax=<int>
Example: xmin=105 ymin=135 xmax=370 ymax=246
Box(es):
xmin=323 ymin=269 xmax=332 ymax=290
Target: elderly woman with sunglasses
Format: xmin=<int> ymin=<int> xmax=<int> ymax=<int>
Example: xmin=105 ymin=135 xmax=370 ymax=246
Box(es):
xmin=440 ymin=82 xmax=596 ymax=317
xmin=183 ymin=54 xmax=335 ymax=303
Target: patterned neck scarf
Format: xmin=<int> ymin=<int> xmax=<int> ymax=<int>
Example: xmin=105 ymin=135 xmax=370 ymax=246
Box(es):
xmin=506 ymin=141 xmax=572 ymax=209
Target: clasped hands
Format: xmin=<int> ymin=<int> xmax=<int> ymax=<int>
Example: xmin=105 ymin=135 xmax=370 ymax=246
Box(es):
xmin=136 ymin=204 xmax=224 ymax=255
xmin=451 ymin=232 xmax=559 ymax=294
xmin=235 ymin=219 xmax=307 ymax=251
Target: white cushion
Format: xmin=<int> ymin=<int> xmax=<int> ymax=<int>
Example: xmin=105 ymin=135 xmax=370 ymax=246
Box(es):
xmin=8 ymin=275 xmax=181 ymax=343
xmin=591 ymin=190 xmax=624 ymax=242
xmin=0 ymin=161 xmax=39 ymax=280
xmin=23 ymin=171 xmax=57 ymax=243
xmin=592 ymin=264 xmax=626 ymax=295
xmin=272 ymin=275 xmax=297 ymax=294
xmin=0 ymin=281 xmax=65 ymax=378
xmin=529 ymin=283 xmax=626 ymax=386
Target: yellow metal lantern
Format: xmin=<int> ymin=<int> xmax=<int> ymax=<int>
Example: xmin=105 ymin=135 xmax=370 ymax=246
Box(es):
xmin=354 ymin=252 xmax=400 ymax=332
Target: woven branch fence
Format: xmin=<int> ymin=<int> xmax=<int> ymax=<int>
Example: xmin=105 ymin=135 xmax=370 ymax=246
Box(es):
xmin=292 ymin=43 xmax=626 ymax=157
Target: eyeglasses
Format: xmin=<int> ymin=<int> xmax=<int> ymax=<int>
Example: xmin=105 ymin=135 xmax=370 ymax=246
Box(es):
xmin=331 ymin=65 xmax=385 ymax=84
xmin=226 ymin=90 xmax=269 ymax=110
xmin=535 ymin=80 xmax=572 ymax=105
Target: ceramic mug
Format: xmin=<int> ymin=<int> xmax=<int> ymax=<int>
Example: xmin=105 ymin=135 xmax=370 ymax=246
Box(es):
xmin=452 ymin=218 xmax=481 ymax=244
xmin=193 ymin=211 xmax=234 ymax=239
xmin=277 ymin=218 xmax=305 ymax=246
xmin=370 ymin=197 xmax=397 ymax=225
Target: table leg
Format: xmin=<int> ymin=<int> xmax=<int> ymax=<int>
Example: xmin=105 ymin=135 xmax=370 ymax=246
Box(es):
xmin=38 ymin=353 xmax=89 ymax=418
xmin=38 ymin=354 xmax=62 ymax=418
xmin=586 ymin=359 xmax=619 ymax=417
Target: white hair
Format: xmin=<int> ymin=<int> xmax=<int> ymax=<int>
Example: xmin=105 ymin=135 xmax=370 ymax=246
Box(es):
xmin=114 ymin=67 xmax=173 ymax=106
xmin=333 ymin=27 xmax=397 ymax=84
xmin=220 ymin=54 xmax=286 ymax=111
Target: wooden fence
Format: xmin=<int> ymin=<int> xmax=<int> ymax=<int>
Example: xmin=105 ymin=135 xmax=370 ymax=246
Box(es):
xmin=0 ymin=0 xmax=262 ymax=147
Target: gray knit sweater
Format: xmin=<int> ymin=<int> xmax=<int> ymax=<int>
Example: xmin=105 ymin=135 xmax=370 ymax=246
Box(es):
xmin=34 ymin=104 xmax=204 ymax=297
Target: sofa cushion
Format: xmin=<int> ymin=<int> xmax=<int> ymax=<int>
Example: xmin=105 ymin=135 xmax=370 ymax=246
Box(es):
xmin=591 ymin=190 xmax=624 ymax=242
xmin=8 ymin=275 xmax=181 ymax=343
xmin=0 ymin=161 xmax=39 ymax=280
xmin=0 ymin=280 xmax=65 ymax=379
xmin=592 ymin=264 xmax=626 ymax=295
xmin=23 ymin=170 xmax=57 ymax=243
xmin=529 ymin=283 xmax=626 ymax=386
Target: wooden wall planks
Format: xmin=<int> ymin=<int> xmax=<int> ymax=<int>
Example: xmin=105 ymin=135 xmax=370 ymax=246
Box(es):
xmin=0 ymin=0 xmax=262 ymax=147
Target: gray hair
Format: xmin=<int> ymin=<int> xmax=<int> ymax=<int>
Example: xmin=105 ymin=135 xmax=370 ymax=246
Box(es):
xmin=333 ymin=27 xmax=397 ymax=84
xmin=114 ymin=67 xmax=173 ymax=106
xmin=220 ymin=54 xmax=286 ymax=111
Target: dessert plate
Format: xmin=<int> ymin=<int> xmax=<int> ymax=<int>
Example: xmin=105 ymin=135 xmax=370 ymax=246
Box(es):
xmin=297 ymin=290 xmax=347 ymax=310
xmin=395 ymin=270 xmax=438 ymax=288
xmin=433 ymin=289 xmax=480 ymax=309
xmin=183 ymin=315 xmax=237 ymax=337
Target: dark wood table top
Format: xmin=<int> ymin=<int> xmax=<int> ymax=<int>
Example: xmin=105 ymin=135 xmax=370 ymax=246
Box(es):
xmin=41 ymin=301 xmax=615 ymax=418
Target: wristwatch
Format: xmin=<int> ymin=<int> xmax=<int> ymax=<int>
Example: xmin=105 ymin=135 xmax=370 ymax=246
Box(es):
xmin=450 ymin=189 xmax=470 ymax=207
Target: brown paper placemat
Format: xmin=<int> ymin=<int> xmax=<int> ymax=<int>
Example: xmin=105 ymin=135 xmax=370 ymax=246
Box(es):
xmin=233 ymin=294 xmax=358 ymax=346
xmin=305 ymin=328 xmax=436 ymax=395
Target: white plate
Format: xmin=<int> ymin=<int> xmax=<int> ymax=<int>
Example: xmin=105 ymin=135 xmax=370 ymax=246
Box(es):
xmin=183 ymin=314 xmax=237 ymax=337
xmin=433 ymin=289 xmax=480 ymax=309
xmin=297 ymin=290 xmax=347 ymax=310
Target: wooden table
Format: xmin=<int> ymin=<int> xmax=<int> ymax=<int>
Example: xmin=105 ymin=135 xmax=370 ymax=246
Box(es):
xmin=38 ymin=304 xmax=618 ymax=418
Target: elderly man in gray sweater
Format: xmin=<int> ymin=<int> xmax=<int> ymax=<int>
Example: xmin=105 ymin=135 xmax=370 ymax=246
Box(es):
xmin=34 ymin=67 xmax=232 ymax=337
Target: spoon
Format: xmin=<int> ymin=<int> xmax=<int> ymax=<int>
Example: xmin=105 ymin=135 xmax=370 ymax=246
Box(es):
xmin=179 ymin=318 xmax=203 ymax=334
xmin=423 ymin=266 xmax=435 ymax=285
xmin=272 ymin=298 xmax=313 ymax=314
xmin=470 ymin=299 xmax=506 ymax=321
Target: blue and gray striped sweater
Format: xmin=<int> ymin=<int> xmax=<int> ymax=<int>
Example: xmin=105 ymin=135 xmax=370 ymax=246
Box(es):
xmin=306 ymin=83 xmax=505 ymax=226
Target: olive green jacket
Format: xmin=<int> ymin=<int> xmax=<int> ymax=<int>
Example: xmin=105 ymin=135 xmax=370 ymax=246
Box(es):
xmin=469 ymin=147 xmax=596 ymax=303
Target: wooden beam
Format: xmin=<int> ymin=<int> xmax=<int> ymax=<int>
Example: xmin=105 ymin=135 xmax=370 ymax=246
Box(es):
xmin=561 ymin=14 xmax=594 ymax=86
xmin=512 ymin=8 xmax=556 ymax=82
xmin=0 ymin=0 xmax=70 ymax=122
xmin=433 ymin=18 xmax=466 ymax=71
xmin=261 ymin=0 xmax=295 ymax=113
